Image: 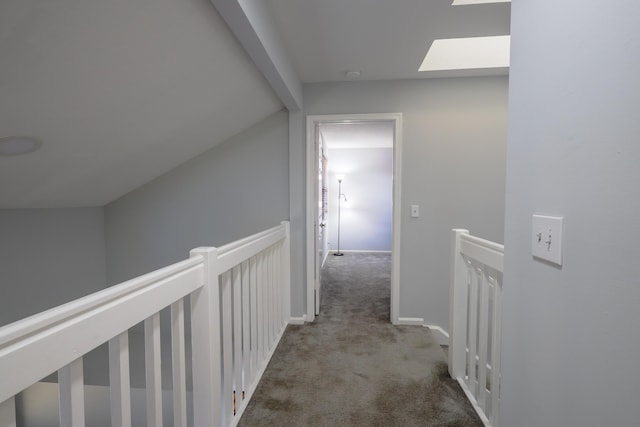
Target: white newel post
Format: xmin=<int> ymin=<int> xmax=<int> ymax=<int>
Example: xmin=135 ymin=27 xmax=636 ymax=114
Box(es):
xmin=190 ymin=247 xmax=222 ymax=427
xmin=449 ymin=229 xmax=470 ymax=379
xmin=281 ymin=221 xmax=291 ymax=324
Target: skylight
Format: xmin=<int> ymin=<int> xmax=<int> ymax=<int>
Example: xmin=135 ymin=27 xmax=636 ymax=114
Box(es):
xmin=452 ymin=0 xmax=511 ymax=5
xmin=419 ymin=35 xmax=510 ymax=72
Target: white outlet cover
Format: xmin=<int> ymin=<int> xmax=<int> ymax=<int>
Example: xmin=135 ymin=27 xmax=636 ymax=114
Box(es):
xmin=532 ymin=214 xmax=564 ymax=266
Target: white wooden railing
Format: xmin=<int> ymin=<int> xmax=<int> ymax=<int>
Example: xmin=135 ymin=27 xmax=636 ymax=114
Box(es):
xmin=449 ymin=229 xmax=504 ymax=427
xmin=0 ymin=221 xmax=291 ymax=427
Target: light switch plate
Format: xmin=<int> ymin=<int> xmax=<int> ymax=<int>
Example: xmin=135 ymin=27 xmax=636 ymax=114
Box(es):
xmin=411 ymin=205 xmax=419 ymax=218
xmin=532 ymin=214 xmax=564 ymax=266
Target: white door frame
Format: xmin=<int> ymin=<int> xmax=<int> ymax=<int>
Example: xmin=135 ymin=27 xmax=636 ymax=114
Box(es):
xmin=305 ymin=113 xmax=403 ymax=324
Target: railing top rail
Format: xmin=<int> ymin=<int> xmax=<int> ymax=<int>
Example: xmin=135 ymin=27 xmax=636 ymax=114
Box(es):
xmin=460 ymin=233 xmax=504 ymax=254
xmin=0 ymin=257 xmax=203 ymax=348
xmin=217 ymin=223 xmax=286 ymax=256
xmin=217 ymin=223 xmax=287 ymax=273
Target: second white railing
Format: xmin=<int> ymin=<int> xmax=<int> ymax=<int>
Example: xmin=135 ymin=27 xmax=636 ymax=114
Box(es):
xmin=0 ymin=221 xmax=291 ymax=427
xmin=449 ymin=228 xmax=504 ymax=427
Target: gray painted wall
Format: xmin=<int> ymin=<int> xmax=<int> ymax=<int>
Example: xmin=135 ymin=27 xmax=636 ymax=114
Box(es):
xmin=327 ymin=148 xmax=393 ymax=252
xmin=501 ymin=2 xmax=640 ymax=426
xmin=304 ymin=77 xmax=508 ymax=329
xmin=0 ymin=208 xmax=106 ymax=326
xmin=105 ymin=109 xmax=289 ymax=285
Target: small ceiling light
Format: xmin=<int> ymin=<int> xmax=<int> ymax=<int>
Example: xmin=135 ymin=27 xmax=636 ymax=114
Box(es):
xmin=345 ymin=70 xmax=362 ymax=79
xmin=0 ymin=137 xmax=42 ymax=156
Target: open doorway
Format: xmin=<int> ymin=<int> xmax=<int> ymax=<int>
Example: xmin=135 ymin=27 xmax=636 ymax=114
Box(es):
xmin=306 ymin=113 xmax=403 ymax=324
xmin=322 ymin=122 xmax=393 ymax=255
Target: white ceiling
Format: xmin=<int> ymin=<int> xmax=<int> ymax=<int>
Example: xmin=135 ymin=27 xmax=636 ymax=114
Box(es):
xmin=320 ymin=122 xmax=393 ymax=150
xmin=266 ymin=0 xmax=510 ymax=82
xmin=0 ymin=0 xmax=282 ymax=208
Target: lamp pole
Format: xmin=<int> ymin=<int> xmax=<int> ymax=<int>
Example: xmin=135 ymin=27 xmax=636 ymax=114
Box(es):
xmin=334 ymin=177 xmax=345 ymax=256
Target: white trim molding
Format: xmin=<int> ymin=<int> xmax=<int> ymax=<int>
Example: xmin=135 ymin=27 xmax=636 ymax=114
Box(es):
xmin=329 ymin=250 xmax=392 ymax=254
xmin=306 ymin=113 xmax=403 ymax=324
xmin=288 ymin=316 xmax=306 ymax=325
xmin=396 ymin=317 xmax=425 ymax=326
xmin=425 ymin=325 xmax=450 ymax=345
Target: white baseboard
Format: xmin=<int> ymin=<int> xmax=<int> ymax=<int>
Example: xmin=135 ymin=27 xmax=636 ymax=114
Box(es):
xmin=425 ymin=325 xmax=450 ymax=345
xmin=330 ymin=249 xmax=392 ymax=254
xmin=289 ymin=315 xmax=306 ymax=325
xmin=396 ymin=317 xmax=425 ymax=326
xmin=396 ymin=319 xmax=449 ymax=345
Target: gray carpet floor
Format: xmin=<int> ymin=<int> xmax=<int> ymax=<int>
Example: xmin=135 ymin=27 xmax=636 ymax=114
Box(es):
xmin=238 ymin=252 xmax=482 ymax=427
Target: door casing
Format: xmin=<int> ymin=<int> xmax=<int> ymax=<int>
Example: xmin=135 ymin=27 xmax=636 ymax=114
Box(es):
xmin=305 ymin=113 xmax=403 ymax=323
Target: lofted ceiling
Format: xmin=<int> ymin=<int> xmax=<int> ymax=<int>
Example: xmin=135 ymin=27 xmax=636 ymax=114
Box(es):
xmin=0 ymin=0 xmax=510 ymax=208
xmin=0 ymin=0 xmax=282 ymax=208
xmin=265 ymin=0 xmax=510 ymax=82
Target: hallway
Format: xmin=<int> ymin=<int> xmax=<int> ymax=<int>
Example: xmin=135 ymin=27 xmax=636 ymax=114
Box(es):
xmin=238 ymin=253 xmax=482 ymax=426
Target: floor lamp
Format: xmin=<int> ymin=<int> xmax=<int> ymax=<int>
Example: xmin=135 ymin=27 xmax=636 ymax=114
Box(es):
xmin=334 ymin=175 xmax=347 ymax=256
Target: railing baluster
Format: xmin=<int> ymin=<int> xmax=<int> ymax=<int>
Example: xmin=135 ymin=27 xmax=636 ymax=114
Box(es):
xmin=271 ymin=246 xmax=277 ymax=335
xmin=263 ymin=250 xmax=270 ymax=353
xmin=477 ymin=268 xmax=490 ymax=411
xmin=260 ymin=252 xmax=269 ymax=360
xmin=221 ymin=271 xmax=234 ymax=423
xmin=268 ymin=248 xmax=274 ymax=344
xmin=189 ymin=247 xmax=222 ymax=427
xmin=275 ymin=243 xmax=282 ymax=330
xmin=274 ymin=246 xmax=280 ymax=334
xmin=271 ymin=248 xmax=277 ymax=339
xmin=232 ymin=265 xmax=243 ymax=414
xmin=171 ymin=300 xmax=187 ymax=427
xmin=250 ymin=256 xmax=259 ymax=379
xmin=242 ymin=260 xmax=252 ymax=392
xmin=491 ymin=276 xmax=503 ymax=427
xmin=256 ymin=253 xmax=265 ymax=365
xmin=467 ymin=262 xmax=479 ymax=394
xmin=281 ymin=221 xmax=291 ymax=325
xmin=144 ymin=313 xmax=162 ymax=427
xmin=109 ymin=332 xmax=131 ymax=427
xmin=0 ymin=397 xmax=16 ymax=427
xmin=59 ymin=357 xmax=85 ymax=427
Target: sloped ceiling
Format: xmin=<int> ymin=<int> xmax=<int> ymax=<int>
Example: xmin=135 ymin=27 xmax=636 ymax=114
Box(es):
xmin=266 ymin=0 xmax=510 ymax=82
xmin=0 ymin=0 xmax=282 ymax=208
